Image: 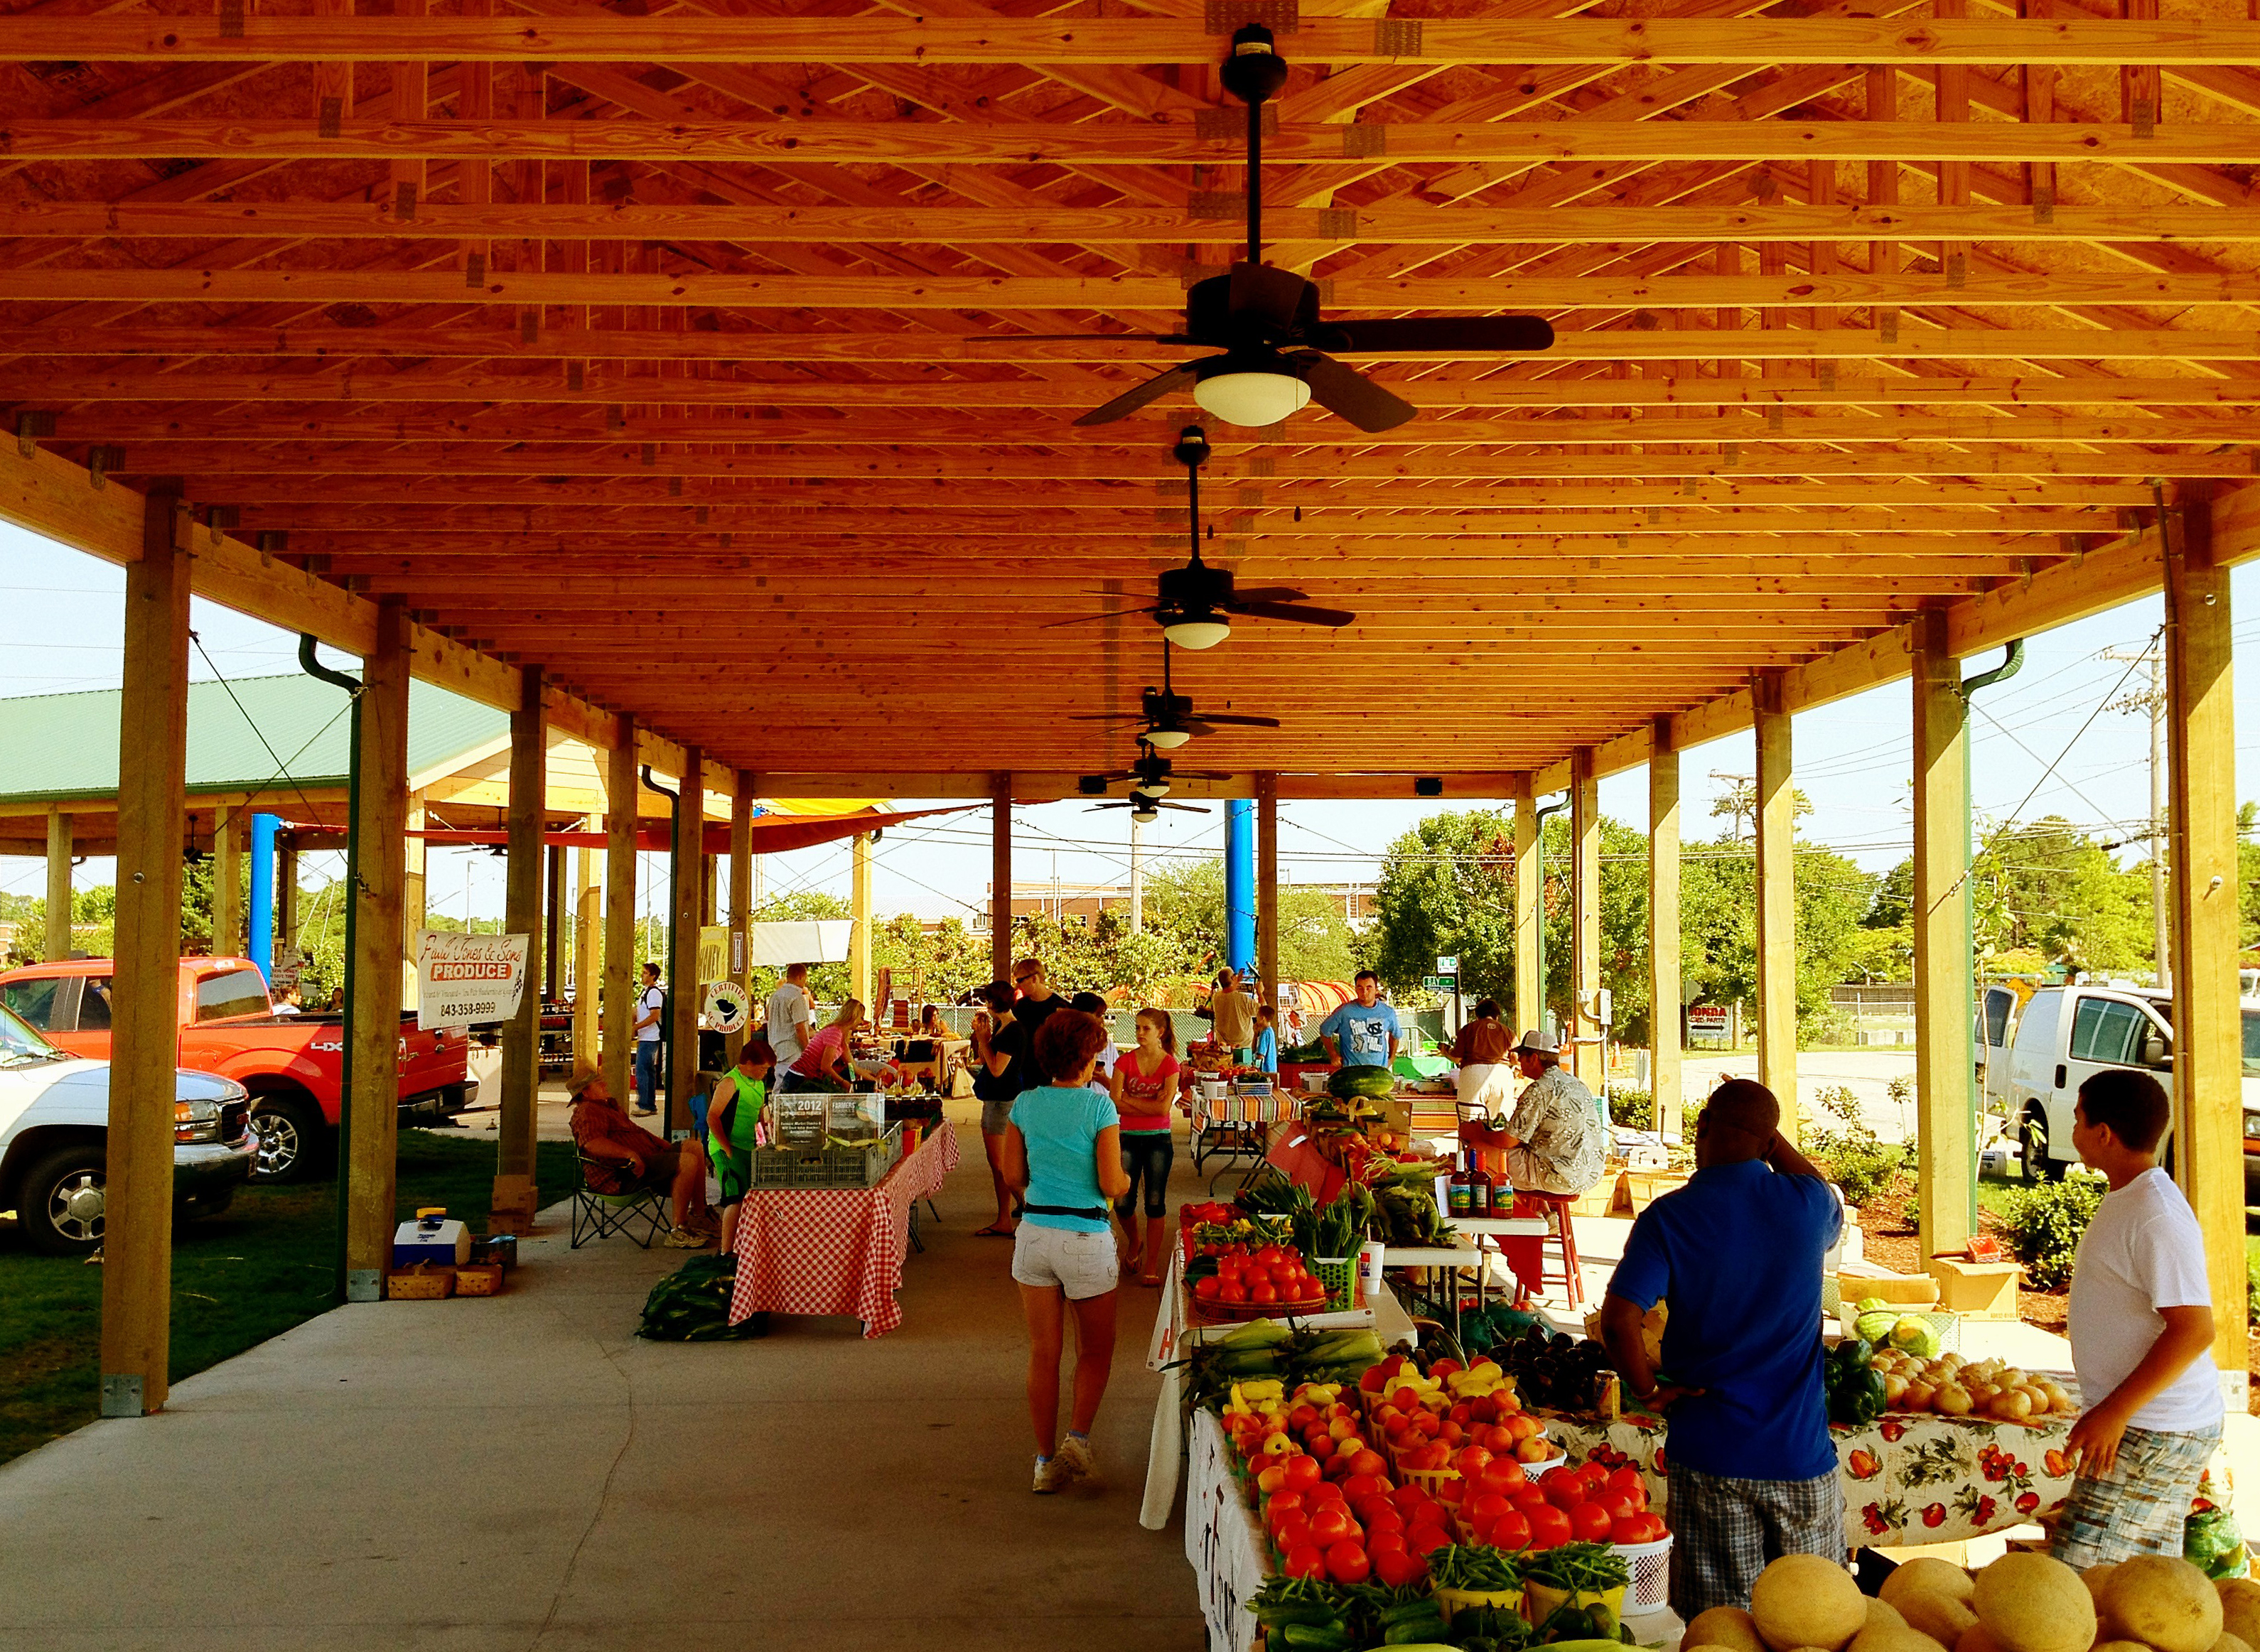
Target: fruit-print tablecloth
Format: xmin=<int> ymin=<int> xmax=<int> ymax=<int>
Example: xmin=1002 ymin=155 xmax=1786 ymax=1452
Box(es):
xmin=1541 ymin=1405 xmax=2079 ymax=1548
xmin=725 ymin=1121 xmax=959 ymax=1339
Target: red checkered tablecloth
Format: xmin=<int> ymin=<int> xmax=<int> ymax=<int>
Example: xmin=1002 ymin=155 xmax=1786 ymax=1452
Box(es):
xmin=725 ymin=1121 xmax=960 ymax=1339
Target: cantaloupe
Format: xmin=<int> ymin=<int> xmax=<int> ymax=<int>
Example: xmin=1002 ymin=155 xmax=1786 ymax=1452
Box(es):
xmin=2084 ymin=1566 xmax=2119 ymax=1606
xmin=1753 ymin=1555 xmax=1870 ymax=1652
xmin=1689 ymin=1607 xmax=1773 ymax=1652
xmin=2217 ymin=1579 xmax=2260 ymax=1652
xmin=1849 ymin=1624 xmax=1950 ymax=1652
xmin=1886 ymin=1561 xmax=1979 ymax=1609
xmin=2209 ymin=1630 xmax=2256 ymax=1652
xmin=1868 ymin=1600 xmax=1910 ymax=1633
xmin=2094 ymin=1641 xmax=2153 ymax=1652
xmin=1957 ymin=1623 xmax=2006 ymax=1652
xmin=2102 ymin=1557 xmax=2222 ymax=1652
xmin=1971 ymin=1552 xmax=2097 ymax=1652
xmin=1898 ymin=1593 xmax=1981 ymax=1646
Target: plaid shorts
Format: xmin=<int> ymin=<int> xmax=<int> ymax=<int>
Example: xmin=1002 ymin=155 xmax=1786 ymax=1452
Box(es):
xmin=2052 ymin=1422 xmax=2220 ymax=1570
xmin=1667 ymin=1462 xmax=1846 ymax=1619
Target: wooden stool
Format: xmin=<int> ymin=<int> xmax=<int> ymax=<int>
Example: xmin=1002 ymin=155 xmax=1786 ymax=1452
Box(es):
xmin=1498 ymin=1191 xmax=1585 ymax=1312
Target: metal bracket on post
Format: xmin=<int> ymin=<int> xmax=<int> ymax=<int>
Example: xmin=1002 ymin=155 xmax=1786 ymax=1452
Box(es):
xmin=99 ymin=1373 xmax=145 ymax=1418
xmin=346 ymin=1268 xmax=382 ymax=1302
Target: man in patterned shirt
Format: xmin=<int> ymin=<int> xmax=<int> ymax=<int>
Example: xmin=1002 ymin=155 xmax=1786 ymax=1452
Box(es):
xmin=1460 ymin=1029 xmax=1606 ymax=1197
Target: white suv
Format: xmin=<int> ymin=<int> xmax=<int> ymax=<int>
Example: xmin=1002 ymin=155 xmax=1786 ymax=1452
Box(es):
xmin=0 ymin=1000 xmax=254 ymax=1256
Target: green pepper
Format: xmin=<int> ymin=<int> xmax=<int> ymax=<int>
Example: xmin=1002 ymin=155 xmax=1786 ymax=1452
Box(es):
xmin=1830 ymin=1365 xmax=1889 ymax=1426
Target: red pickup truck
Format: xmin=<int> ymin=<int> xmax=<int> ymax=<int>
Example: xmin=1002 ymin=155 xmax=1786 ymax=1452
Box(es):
xmin=0 ymin=956 xmax=476 ymax=1182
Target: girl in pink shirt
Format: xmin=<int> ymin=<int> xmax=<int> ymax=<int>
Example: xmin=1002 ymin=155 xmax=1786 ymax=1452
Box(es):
xmin=1110 ymin=1008 xmax=1181 ymax=1286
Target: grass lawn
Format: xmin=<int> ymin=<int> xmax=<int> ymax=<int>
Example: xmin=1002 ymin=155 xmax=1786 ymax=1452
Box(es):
xmin=0 ymin=1130 xmax=576 ymax=1468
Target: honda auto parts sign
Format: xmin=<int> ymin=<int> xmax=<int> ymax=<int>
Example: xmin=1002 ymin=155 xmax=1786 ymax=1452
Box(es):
xmin=416 ymin=931 xmax=530 ymax=1030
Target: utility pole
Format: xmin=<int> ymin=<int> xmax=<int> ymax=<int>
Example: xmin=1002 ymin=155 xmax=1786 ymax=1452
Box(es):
xmin=2105 ymin=645 xmax=2170 ymax=990
xmin=1129 ymin=814 xmax=1145 ymax=934
xmin=1709 ymin=771 xmax=1757 ymax=843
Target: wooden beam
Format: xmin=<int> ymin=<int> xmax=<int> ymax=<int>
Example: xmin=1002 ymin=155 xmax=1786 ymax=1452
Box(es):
xmin=601 ymin=718 xmax=636 ymax=1103
xmin=2167 ymin=493 xmax=2246 ymax=1403
xmin=726 ymin=775 xmax=750 ymax=1064
xmin=495 ymin=664 xmax=544 ymax=1202
xmin=14 ymin=265 xmax=2260 ymax=309
xmin=1570 ymin=749 xmax=1603 ymax=1094
xmin=667 ymin=746 xmax=702 ymax=1135
xmin=4 ymin=16 xmax=2256 ymax=65
xmin=210 ymin=806 xmax=240 ymax=959
xmin=1257 ymin=774 xmax=1280 ymax=1017
xmin=1648 ymin=719 xmax=1682 ymax=1138
xmin=1514 ymin=779 xmax=1542 ymax=1036
xmin=991 ymin=777 xmax=1011 ymax=983
xmin=11 ymin=200 xmax=2260 ymax=246
xmin=3 ymin=115 xmax=2254 ymax=163
xmin=1753 ymin=672 xmax=1797 ymax=1135
xmin=574 ymin=835 xmax=599 ymax=1072
xmin=100 ymin=485 xmax=188 ymax=1418
xmin=1910 ymin=608 xmax=1975 ymax=1260
xmin=403 ymin=791 xmax=426 ymax=1013
xmin=343 ymin=600 xmax=409 ymax=1302
xmin=43 ymin=810 xmax=71 ymax=960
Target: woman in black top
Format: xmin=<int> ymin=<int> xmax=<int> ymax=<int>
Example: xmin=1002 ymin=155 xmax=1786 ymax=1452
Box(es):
xmin=970 ymin=981 xmax=1021 ymax=1236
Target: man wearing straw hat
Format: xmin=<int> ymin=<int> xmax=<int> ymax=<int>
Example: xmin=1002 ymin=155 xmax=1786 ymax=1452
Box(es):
xmin=1458 ymin=1028 xmax=1605 ymax=1197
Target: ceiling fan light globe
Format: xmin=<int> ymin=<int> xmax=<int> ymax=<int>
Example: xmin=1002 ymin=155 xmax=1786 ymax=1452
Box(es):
xmin=1131 ymin=804 xmax=1160 ymax=824
xmin=1162 ymin=615 xmax=1231 ymax=650
xmin=1145 ymin=727 xmax=1193 ymax=750
xmin=1193 ymin=369 xmax=1310 ymax=427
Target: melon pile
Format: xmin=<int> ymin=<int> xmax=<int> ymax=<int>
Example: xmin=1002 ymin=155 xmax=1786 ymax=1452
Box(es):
xmin=1686 ymin=1549 xmax=2256 ymax=1652
xmin=1863 ymin=1352 xmax=2077 ymax=1422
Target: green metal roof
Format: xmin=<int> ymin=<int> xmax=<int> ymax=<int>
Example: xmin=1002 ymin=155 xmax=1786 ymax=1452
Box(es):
xmin=0 ymin=674 xmax=507 ymax=807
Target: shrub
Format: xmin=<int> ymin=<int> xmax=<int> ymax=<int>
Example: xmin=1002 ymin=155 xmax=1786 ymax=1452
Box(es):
xmin=1610 ymin=1086 xmax=1654 ymax=1130
xmin=1806 ymin=1082 xmax=1911 ymax=1206
xmin=2249 ymin=1258 xmax=2259 ymax=1328
xmin=2001 ymin=1175 xmax=2106 ymax=1292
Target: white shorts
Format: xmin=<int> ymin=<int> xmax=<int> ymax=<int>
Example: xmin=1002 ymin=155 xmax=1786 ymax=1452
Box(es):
xmin=1011 ymin=1223 xmax=1120 ymax=1301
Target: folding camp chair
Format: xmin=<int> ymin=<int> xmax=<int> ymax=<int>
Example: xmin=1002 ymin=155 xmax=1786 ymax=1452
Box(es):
xmin=571 ymin=1152 xmax=669 ymax=1248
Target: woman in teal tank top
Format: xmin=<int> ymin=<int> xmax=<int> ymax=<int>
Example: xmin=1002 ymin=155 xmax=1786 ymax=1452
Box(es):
xmin=709 ymin=1039 xmax=775 ymax=1259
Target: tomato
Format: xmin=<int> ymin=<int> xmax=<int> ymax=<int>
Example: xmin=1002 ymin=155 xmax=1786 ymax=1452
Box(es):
xmin=1478 ymin=1424 xmax=1517 ymax=1455
xmin=1540 ymin=1466 xmax=1588 ymax=1509
xmin=1436 ymin=1421 xmax=1465 ymax=1447
xmin=1374 ymin=1548 xmax=1428 ymax=1588
xmin=1627 ymin=1513 xmax=1669 ymax=1544
xmin=1389 ymin=1482 xmax=1430 ymax=1512
xmin=1568 ymin=1501 xmax=1615 ymax=1543
xmin=1255 ymin=1463 xmax=1290 ymax=1495
xmin=1347 ymin=1450 xmax=1388 ymax=1480
xmin=1193 ymin=1276 xmax=1223 ymax=1303
xmin=1610 ymin=1515 xmax=1647 ymax=1545
xmin=1272 ymin=1515 xmax=1311 ymax=1553
xmin=1593 ymin=1493 xmax=1640 ymax=1525
xmin=1465 ymin=1490 xmax=1511 ymax=1525
xmin=1605 ymin=1467 xmax=1649 ymax=1511
xmin=1306 ymin=1435 xmax=1335 ymax=1462
xmin=1476 ymin=1460 xmax=1525 ymax=1497
xmin=1389 ymin=1386 xmax=1420 ymax=1410
xmin=1283 ymin=1543 xmax=1328 ymax=1580
xmin=1308 ymin=1506 xmax=1354 ymax=1545
xmin=1307 ymin=1481 xmax=1347 ymax=1503
xmin=1367 ymin=1528 xmax=1408 ymax=1558
xmin=1526 ymin=1503 xmax=1573 ymax=1550
xmin=1508 ymin=1483 xmax=1550 ymax=1511
xmin=1342 ymin=1472 xmax=1387 ymax=1501
xmin=1578 ymin=1462 xmax=1611 ymax=1489
xmin=1407 ymin=1522 xmax=1453 ymax=1556
xmin=1363 ymin=1503 xmax=1404 ymax=1535
xmin=1452 ymin=1446 xmax=1493 ymax=1477
xmin=1489 ymin=1509 xmax=1533 ymax=1552
xmin=1286 ymin=1403 xmax=1320 ymax=1430
xmin=1431 ymin=1359 xmax=1462 ymax=1380
xmin=1246 ymin=1279 xmax=1278 ymax=1305
xmin=1325 ymin=1541 xmax=1372 ymax=1587
xmin=1266 ymin=1490 xmax=1306 ymax=1522
xmin=1360 ymin=1364 xmax=1390 ymax=1394
xmin=1215 ymin=1278 xmax=1247 ymax=1305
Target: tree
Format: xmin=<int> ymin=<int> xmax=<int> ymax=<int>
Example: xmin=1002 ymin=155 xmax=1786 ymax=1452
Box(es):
xmin=1707 ymin=778 xmax=1814 ymax=844
xmin=1673 ymin=831 xmax=1878 ymax=1033
xmin=1971 ymin=816 xmax=2152 ymax=976
xmin=1139 ymin=857 xmax=1357 ymax=985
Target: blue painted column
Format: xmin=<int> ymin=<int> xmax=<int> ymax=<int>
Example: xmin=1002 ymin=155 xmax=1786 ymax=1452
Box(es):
xmin=1225 ymin=798 xmax=1255 ymax=975
xmin=247 ymin=811 xmax=279 ymax=980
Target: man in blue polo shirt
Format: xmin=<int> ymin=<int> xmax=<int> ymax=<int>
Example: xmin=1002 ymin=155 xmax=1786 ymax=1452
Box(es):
xmin=1598 ymin=1079 xmax=1842 ymax=1618
xmin=1320 ymin=971 xmax=1401 ymax=1068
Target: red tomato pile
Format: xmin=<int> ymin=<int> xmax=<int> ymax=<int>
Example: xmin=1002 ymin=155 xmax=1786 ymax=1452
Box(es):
xmin=1191 ymin=1242 xmax=1325 ymax=1310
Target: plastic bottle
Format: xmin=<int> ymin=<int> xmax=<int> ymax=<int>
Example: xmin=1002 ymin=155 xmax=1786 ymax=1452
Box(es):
xmin=1446 ymin=1150 xmax=1474 ymax=1218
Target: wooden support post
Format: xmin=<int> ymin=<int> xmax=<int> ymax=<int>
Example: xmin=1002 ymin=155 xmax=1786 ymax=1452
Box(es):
xmin=402 ymin=792 xmax=426 ymax=1011
xmin=1257 ymin=774 xmax=1281 ymax=1013
xmin=1754 ymin=671 xmax=1799 ymax=1134
xmin=1571 ymin=749 xmax=1603 ymax=1092
xmin=1514 ymin=778 xmax=1541 ymax=1035
xmin=991 ymin=774 xmax=1012 ymax=983
xmin=211 ymin=807 xmax=241 ymax=959
xmin=99 ymin=488 xmax=188 ymax=1418
xmin=727 ymin=775 xmax=751 ymax=1064
xmin=494 ymin=665 xmax=544 ymax=1211
xmin=543 ymin=840 xmax=564 ymax=1003
xmin=850 ymin=831 xmax=873 ymax=1011
xmin=343 ymin=601 xmax=409 ymax=1303
xmin=702 ymin=852 xmax=718 ymax=927
xmin=1912 ymin=609 xmax=1976 ymax=1259
xmin=2170 ymin=494 xmax=2246 ymax=1403
xmin=277 ymin=841 xmax=298 ymax=961
xmin=668 ymin=748 xmax=703 ymax=1133
xmin=573 ymin=830 xmax=598 ymax=1071
xmin=601 ymin=720 xmax=636 ymax=1101
xmin=1648 ymin=718 xmax=1683 ymax=1137
xmin=43 ymin=809 xmax=72 ymax=959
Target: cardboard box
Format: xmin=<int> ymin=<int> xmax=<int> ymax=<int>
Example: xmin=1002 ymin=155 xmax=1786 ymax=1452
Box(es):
xmin=1836 ymin=1267 xmax=1941 ymax=1308
xmin=1612 ymin=1170 xmax=1691 ymax=1216
xmin=1928 ymin=1256 xmax=2020 ymax=1319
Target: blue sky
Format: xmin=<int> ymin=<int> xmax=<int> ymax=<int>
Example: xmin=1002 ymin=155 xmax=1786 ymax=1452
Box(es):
xmin=6 ymin=524 xmax=2259 ymax=931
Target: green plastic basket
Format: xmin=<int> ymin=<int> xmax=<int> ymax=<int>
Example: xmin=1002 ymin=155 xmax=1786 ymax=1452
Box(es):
xmin=1313 ymin=1256 xmax=1355 ymax=1310
xmin=748 ymin=1125 xmax=900 ymax=1189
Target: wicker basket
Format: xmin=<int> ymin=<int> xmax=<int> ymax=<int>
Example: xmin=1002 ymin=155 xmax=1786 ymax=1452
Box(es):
xmin=453 ymin=1263 xmax=504 ymax=1297
xmin=387 ymin=1263 xmax=455 ymax=1300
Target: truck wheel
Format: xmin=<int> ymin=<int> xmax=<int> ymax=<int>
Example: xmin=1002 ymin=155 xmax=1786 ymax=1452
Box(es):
xmin=19 ymin=1142 xmax=106 ymax=1256
xmin=177 ymin=1188 xmax=235 ymax=1221
xmin=249 ymin=1096 xmax=327 ymax=1182
xmin=2018 ymin=1111 xmax=2064 ymax=1184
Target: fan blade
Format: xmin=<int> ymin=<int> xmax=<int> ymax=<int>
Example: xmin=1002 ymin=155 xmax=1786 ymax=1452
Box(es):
xmin=1234 ymin=598 xmax=1355 ymax=628
xmin=1008 ymin=332 xmax=1186 ymax=343
xmin=1229 ymin=262 xmax=1315 ymax=334
xmin=1229 ymin=585 xmax=1308 ymax=604
xmin=1298 ymin=353 xmax=1419 ymax=433
xmin=1193 ymin=711 xmax=1281 ymax=728
xmin=1319 ymin=315 xmax=1556 ymax=354
xmin=1085 ymin=802 xmax=1131 ymax=812
xmin=1041 ymin=607 xmax=1154 ymax=630
xmin=1067 ymin=711 xmax=1144 ymax=723
xmin=1179 ymin=719 xmax=1218 ymax=738
xmin=1171 ymin=769 xmax=1232 ymax=781
xmin=1072 ymin=363 xmax=1200 ymax=426
xmin=1158 ymin=800 xmax=1212 ymax=813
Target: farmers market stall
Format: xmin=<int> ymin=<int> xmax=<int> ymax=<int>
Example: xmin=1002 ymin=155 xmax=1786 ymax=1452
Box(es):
xmin=723 ymin=1119 xmax=959 ymax=1339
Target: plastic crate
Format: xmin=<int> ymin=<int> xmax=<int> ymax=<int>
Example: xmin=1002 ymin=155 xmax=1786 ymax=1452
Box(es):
xmin=748 ymin=1125 xmax=900 ymax=1189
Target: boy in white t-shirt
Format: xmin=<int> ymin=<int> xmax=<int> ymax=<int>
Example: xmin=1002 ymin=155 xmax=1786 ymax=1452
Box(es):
xmin=2053 ymin=1067 xmax=2224 ymax=1568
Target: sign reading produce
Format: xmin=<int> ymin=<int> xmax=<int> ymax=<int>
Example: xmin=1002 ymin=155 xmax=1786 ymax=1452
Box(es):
xmin=415 ymin=929 xmax=530 ymax=1031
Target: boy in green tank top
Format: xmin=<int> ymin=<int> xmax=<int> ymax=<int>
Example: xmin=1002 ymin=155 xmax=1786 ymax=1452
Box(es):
xmin=709 ymin=1039 xmax=775 ymax=1259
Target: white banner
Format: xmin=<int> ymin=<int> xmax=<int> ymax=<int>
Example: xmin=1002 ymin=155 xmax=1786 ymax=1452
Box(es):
xmin=415 ymin=930 xmax=530 ymax=1030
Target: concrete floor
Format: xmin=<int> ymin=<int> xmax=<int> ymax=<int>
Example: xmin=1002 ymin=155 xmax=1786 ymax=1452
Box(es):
xmin=0 ymin=1098 xmax=1206 ymax=1651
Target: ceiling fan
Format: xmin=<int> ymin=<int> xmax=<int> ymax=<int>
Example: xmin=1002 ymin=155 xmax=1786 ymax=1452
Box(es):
xmin=1051 ymin=425 xmax=1355 ymax=649
xmin=1013 ymin=23 xmax=1553 ymax=433
xmin=1070 ymin=637 xmax=1281 ymax=749
xmin=1078 ymin=743 xmax=1226 ymax=801
xmin=1087 ymin=779 xmax=1212 ymax=826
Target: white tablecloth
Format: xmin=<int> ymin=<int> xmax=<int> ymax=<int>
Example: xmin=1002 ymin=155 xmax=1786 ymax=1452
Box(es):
xmin=1183 ymin=1407 xmax=1272 ymax=1652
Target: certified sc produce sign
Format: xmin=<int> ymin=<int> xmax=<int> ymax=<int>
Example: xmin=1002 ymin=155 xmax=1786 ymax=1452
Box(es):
xmin=416 ymin=930 xmax=531 ymax=1030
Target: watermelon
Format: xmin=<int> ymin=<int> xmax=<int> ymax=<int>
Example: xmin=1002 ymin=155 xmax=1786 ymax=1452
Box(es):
xmin=1328 ymin=1064 xmax=1396 ymax=1101
xmin=1888 ymin=1315 xmax=1941 ymax=1358
xmin=1853 ymin=1309 xmax=1900 ymax=1346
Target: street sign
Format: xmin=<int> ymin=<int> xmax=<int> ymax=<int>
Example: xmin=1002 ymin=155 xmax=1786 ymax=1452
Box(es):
xmin=1423 ymin=974 xmax=1458 ymax=992
xmin=1688 ymin=1003 xmax=1731 ymax=1045
xmin=1436 ymin=955 xmax=1458 ymax=974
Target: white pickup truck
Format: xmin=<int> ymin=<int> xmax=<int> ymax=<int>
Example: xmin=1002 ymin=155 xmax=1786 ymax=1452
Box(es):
xmin=1981 ymin=981 xmax=2260 ymax=1199
xmin=0 ymin=998 xmax=254 ymax=1256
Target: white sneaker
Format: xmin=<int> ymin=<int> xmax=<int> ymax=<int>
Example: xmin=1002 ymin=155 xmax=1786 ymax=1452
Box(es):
xmin=662 ymin=1225 xmax=710 ymax=1249
xmin=1033 ymin=1454 xmax=1063 ymax=1494
xmin=1050 ymin=1433 xmax=1100 ymax=1491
